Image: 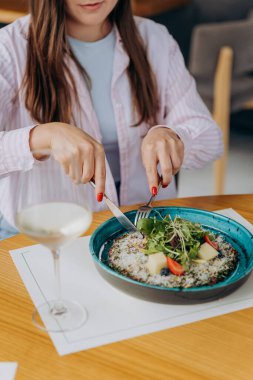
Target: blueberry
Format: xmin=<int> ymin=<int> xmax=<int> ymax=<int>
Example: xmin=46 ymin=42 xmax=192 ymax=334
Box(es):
xmin=160 ymin=268 xmax=170 ymax=276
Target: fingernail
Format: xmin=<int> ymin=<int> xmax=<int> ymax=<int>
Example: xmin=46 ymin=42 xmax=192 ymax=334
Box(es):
xmin=162 ymin=184 xmax=168 ymax=188
xmin=97 ymin=193 xmax=103 ymax=202
xmin=152 ymin=187 xmax=157 ymax=196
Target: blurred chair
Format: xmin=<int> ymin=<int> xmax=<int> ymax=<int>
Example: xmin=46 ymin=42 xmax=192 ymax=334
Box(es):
xmin=189 ymin=14 xmax=253 ymax=194
xmin=212 ymin=47 xmax=233 ymax=195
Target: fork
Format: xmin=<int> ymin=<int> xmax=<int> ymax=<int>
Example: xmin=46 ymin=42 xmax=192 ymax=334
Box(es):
xmin=134 ymin=181 xmax=162 ymax=226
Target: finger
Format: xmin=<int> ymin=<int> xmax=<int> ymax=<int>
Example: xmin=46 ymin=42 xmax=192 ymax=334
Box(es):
xmin=171 ymin=141 xmax=184 ymax=175
xmin=94 ymin=148 xmax=106 ymax=202
xmin=69 ymin=154 xmax=83 ymax=183
xmin=61 ymin=161 xmax=70 ymax=177
xmin=81 ymin=153 xmax=95 ymax=184
xmin=157 ymin=149 xmax=173 ymax=187
xmin=81 ymin=143 xmax=95 ymax=183
xmin=142 ymin=149 xmax=159 ymax=195
xmin=57 ymin=154 xmax=71 ymax=177
xmin=170 ymin=151 xmax=182 ymax=175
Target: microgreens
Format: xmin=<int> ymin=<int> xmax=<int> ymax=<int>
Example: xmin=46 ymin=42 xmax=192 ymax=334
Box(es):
xmin=137 ymin=214 xmax=206 ymax=268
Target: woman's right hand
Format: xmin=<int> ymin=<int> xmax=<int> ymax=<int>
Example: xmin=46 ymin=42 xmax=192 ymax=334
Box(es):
xmin=29 ymin=122 xmax=106 ymax=201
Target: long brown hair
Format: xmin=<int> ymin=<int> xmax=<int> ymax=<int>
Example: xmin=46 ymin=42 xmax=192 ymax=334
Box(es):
xmin=23 ymin=0 xmax=159 ymax=126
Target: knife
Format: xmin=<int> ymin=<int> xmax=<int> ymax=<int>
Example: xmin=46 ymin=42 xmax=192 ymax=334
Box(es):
xmin=89 ymin=181 xmax=138 ymax=232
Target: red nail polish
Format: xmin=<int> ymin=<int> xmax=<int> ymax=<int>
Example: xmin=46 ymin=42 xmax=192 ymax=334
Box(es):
xmin=97 ymin=193 xmax=103 ymax=202
xmin=152 ymin=187 xmax=158 ymax=196
xmin=162 ymin=184 xmax=168 ymax=189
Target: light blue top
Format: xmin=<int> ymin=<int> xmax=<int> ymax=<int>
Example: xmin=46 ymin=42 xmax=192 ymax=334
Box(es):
xmin=68 ymin=29 xmax=121 ymax=183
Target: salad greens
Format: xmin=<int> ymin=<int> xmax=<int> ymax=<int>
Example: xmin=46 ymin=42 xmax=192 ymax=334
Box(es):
xmin=137 ymin=214 xmax=207 ymax=268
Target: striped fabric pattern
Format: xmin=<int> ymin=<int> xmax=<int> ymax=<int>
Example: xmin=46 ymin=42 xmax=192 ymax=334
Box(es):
xmin=0 ymin=16 xmax=223 ymax=226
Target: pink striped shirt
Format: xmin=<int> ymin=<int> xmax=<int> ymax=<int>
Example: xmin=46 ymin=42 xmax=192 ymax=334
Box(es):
xmin=0 ymin=16 xmax=223 ymax=226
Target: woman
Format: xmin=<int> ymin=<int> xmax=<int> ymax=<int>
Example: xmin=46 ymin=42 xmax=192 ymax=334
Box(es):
xmin=0 ymin=0 xmax=223 ymax=238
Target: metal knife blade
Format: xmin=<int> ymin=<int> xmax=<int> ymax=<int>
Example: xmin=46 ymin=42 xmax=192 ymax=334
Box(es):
xmin=89 ymin=181 xmax=137 ymax=232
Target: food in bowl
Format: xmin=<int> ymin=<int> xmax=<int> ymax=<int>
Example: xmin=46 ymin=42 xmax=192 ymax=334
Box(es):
xmin=108 ymin=215 xmax=238 ymax=288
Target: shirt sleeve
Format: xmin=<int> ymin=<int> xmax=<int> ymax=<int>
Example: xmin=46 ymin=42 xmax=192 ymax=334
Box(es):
xmin=0 ymin=40 xmax=34 ymax=175
xmin=150 ymin=32 xmax=224 ymax=170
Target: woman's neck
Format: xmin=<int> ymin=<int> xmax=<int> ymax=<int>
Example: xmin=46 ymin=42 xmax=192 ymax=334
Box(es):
xmin=66 ymin=18 xmax=112 ymax=42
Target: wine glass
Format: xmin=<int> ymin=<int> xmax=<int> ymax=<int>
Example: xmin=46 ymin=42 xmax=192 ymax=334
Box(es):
xmin=15 ymin=149 xmax=92 ymax=332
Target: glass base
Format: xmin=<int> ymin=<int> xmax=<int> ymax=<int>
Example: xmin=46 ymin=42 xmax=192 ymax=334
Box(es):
xmin=32 ymin=300 xmax=88 ymax=332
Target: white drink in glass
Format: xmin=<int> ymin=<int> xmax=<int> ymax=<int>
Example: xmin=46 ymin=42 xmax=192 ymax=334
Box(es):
xmin=16 ymin=201 xmax=92 ymax=332
xmin=16 ymin=149 xmax=93 ymax=332
xmin=16 ymin=202 xmax=92 ymax=250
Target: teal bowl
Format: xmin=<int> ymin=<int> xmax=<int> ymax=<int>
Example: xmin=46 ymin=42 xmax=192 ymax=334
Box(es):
xmin=89 ymin=207 xmax=253 ymax=304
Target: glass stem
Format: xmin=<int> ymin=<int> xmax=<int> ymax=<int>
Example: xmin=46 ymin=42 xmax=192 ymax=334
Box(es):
xmin=51 ymin=249 xmax=67 ymax=316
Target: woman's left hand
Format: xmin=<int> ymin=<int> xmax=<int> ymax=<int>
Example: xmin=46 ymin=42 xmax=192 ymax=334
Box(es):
xmin=141 ymin=127 xmax=184 ymax=194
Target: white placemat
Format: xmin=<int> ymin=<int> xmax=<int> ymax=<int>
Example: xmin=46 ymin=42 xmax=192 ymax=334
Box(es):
xmin=9 ymin=209 xmax=253 ymax=356
xmin=0 ymin=363 xmax=18 ymax=380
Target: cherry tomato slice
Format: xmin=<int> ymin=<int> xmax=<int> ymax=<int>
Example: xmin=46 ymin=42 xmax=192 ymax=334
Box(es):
xmin=204 ymin=235 xmax=219 ymax=250
xmin=167 ymin=257 xmax=185 ymax=276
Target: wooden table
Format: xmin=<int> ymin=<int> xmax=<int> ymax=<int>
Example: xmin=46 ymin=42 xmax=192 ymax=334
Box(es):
xmin=0 ymin=194 xmax=253 ymax=380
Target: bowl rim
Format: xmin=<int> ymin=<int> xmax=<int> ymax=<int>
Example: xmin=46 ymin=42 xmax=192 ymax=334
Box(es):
xmin=89 ymin=206 xmax=253 ymax=293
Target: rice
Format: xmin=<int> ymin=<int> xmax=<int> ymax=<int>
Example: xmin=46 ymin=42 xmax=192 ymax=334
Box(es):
xmin=108 ymin=232 xmax=238 ymax=288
